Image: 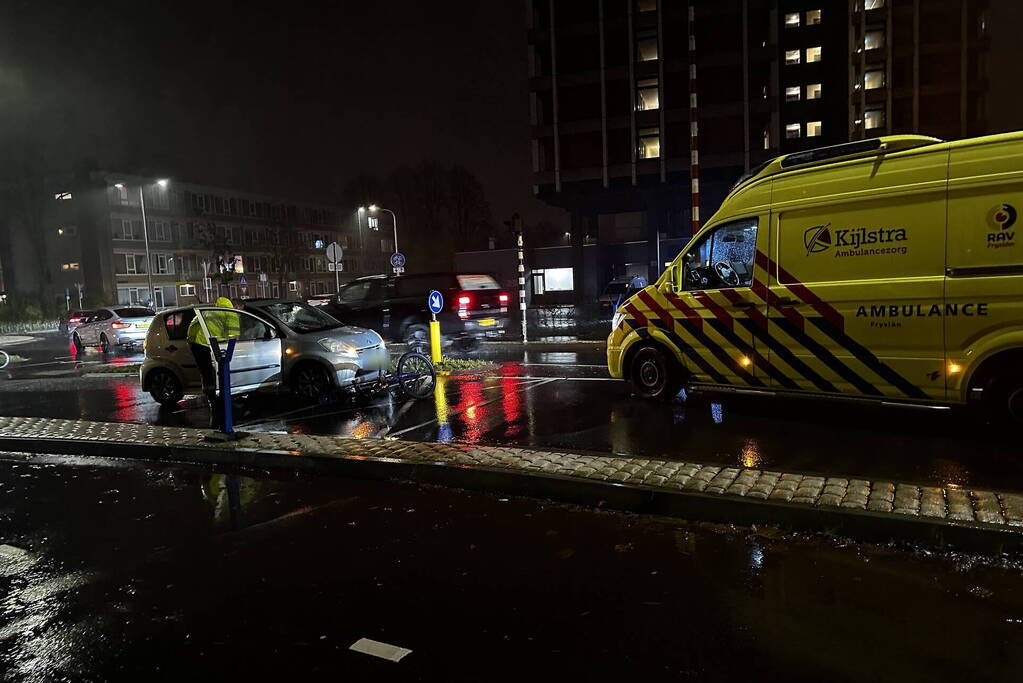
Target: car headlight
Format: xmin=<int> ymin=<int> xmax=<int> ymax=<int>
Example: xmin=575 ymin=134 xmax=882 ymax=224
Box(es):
xmin=319 ymin=338 xmax=358 ymax=357
xmin=611 ymin=309 xmax=625 ymax=330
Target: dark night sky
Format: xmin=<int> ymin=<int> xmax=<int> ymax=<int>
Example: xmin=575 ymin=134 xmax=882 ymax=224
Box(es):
xmin=0 ymin=0 xmax=564 ymax=227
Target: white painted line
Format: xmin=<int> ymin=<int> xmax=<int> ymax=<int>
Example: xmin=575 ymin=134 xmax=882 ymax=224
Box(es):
xmin=519 ymin=363 xmax=607 ymax=369
xmin=492 ymin=375 xmax=619 ymax=382
xmin=0 ymin=544 xmax=37 ymax=577
xmin=349 ymin=637 xmax=412 ymax=662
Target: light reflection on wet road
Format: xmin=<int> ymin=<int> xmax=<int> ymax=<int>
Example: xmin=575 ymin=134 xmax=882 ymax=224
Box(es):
xmin=1 ymin=334 xmax=1021 ymax=493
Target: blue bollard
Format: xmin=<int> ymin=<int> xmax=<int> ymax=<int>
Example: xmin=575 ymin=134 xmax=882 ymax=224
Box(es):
xmin=209 ymin=338 xmax=237 ymax=434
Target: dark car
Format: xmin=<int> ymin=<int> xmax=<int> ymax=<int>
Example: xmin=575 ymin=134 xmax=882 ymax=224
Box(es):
xmin=327 ymin=273 xmax=511 ymax=345
xmin=598 ymin=275 xmax=647 ymax=314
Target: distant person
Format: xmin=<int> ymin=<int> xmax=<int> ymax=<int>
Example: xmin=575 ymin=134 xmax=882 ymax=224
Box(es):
xmin=187 ymin=297 xmax=239 ymax=426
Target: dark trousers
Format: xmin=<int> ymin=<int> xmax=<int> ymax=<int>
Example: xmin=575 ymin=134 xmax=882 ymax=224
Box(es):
xmin=190 ymin=343 xmax=217 ymax=395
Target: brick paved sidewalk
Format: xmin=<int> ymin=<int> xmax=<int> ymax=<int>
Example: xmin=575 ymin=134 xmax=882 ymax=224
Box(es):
xmin=1 ymin=415 xmax=1022 ymax=546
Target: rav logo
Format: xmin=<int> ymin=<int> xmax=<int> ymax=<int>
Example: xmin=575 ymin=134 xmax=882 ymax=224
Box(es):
xmin=986 ymin=203 xmax=1017 ymax=249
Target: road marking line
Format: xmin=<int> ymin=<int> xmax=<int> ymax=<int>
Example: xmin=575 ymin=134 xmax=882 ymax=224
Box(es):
xmin=519 ymin=363 xmax=608 ymax=368
xmin=489 ymin=375 xmax=619 ymax=382
xmin=349 ymin=637 xmax=412 ymax=663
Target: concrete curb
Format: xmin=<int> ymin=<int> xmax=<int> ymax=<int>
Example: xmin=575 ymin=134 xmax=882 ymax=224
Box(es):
xmin=0 ymin=431 xmax=1019 ymax=556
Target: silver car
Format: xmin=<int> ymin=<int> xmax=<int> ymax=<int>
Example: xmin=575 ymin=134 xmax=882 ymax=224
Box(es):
xmin=139 ymin=301 xmax=387 ymax=405
xmin=73 ymin=306 xmax=155 ymax=353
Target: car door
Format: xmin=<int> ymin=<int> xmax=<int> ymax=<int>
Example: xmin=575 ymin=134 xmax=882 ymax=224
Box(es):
xmin=196 ymin=309 xmax=282 ymax=392
xmin=161 ymin=309 xmax=202 ymax=388
xmin=84 ymin=309 xmax=111 ymax=343
xmin=675 ymin=216 xmax=770 ymax=389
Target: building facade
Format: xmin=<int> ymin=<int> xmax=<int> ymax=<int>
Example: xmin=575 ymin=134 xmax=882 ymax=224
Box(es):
xmin=524 ymin=0 xmax=991 ymax=300
xmin=36 ymin=171 xmax=390 ymax=311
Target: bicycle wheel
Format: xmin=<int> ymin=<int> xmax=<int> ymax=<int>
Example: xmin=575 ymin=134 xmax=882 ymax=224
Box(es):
xmin=0 ymin=350 xmax=8 ymax=369
xmin=395 ymin=351 xmax=436 ymax=400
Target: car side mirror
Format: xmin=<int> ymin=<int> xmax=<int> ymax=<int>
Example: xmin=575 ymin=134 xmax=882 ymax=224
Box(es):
xmin=264 ymin=327 xmax=277 ymax=340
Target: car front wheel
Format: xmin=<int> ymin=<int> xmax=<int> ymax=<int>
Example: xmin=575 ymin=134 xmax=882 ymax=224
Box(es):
xmin=72 ymin=333 xmax=85 ymax=353
xmin=291 ymin=362 xmax=333 ymax=400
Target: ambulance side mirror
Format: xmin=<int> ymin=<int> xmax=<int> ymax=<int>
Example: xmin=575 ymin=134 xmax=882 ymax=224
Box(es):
xmin=658 ymin=265 xmax=679 ymax=294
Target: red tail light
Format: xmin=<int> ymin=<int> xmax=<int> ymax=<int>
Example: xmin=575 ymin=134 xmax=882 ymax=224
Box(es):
xmin=457 ymin=295 xmax=472 ymax=306
xmin=498 ymin=293 xmax=510 ymax=304
xmin=110 ymin=321 xmax=131 ymax=329
xmin=68 ymin=317 xmax=82 ymax=324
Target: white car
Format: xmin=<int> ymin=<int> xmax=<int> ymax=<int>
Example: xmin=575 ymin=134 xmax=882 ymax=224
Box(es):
xmin=140 ymin=302 xmax=388 ymax=406
xmin=72 ymin=306 xmax=155 ymax=353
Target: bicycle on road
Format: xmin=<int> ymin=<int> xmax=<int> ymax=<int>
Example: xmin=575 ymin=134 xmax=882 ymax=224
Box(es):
xmin=357 ymin=349 xmax=437 ymax=400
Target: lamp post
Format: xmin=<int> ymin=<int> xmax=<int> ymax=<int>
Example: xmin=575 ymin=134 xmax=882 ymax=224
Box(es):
xmin=357 ymin=206 xmax=366 ymax=253
xmin=368 ymin=204 xmax=399 ymax=254
xmin=118 ymin=178 xmax=168 ymax=307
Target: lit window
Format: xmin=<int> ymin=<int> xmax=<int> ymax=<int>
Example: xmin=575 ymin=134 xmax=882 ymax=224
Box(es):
xmin=864 ymin=70 xmax=885 ymax=89
xmin=54 ymin=192 xmax=73 ymax=201
xmin=60 ymin=263 xmax=80 ymax=271
xmin=806 ymin=83 xmax=822 ymax=99
xmin=806 ymin=121 xmax=822 ymax=137
xmin=178 ymin=284 xmax=196 ymax=297
xmin=785 ymin=123 xmax=801 ymax=139
xmin=864 ymin=31 xmax=885 ymax=50
xmin=288 ymin=281 xmax=299 ymax=292
xmin=785 ymin=49 xmax=801 ymax=65
xmin=864 ymin=0 xmax=886 ymax=9
xmin=806 ymin=46 xmax=822 ymax=63
xmin=763 ymin=129 xmax=771 ymax=150
xmin=636 ymin=78 xmax=659 ymax=110
xmin=864 ymin=109 xmax=886 ymax=129
xmin=535 ymin=267 xmax=574 ymax=293
xmin=785 ymin=86 xmax=801 ymax=101
xmin=636 ymin=36 xmax=658 ymax=62
xmin=806 ymin=9 xmax=822 ymax=25
xmin=785 ymin=12 xmax=800 ymax=27
xmin=636 ymin=0 xmax=656 ymax=11
xmin=637 ymin=127 xmax=660 ymax=159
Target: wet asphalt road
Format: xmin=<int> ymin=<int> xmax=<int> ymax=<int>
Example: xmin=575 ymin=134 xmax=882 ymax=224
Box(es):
xmin=0 ymin=333 xmax=1020 ymax=494
xmin=2 ymin=452 xmax=1022 ymax=681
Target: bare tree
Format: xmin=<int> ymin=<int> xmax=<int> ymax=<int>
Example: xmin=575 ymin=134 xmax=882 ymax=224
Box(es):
xmin=447 ymin=165 xmax=492 ymax=249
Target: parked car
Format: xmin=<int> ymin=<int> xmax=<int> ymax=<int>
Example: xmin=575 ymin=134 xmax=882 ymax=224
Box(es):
xmin=140 ymin=301 xmax=387 ymax=406
xmin=598 ymin=275 xmax=647 ymax=314
xmin=326 ymin=272 xmax=511 ymax=345
xmin=59 ymin=309 xmax=96 ymax=337
xmin=72 ymin=306 xmax=155 ymax=353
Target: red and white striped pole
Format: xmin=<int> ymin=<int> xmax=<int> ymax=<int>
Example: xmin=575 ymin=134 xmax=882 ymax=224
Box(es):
xmin=517 ymin=230 xmax=528 ymax=343
xmin=688 ymin=4 xmax=700 ymax=235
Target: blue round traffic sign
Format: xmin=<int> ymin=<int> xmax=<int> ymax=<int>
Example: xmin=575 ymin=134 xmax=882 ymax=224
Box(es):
xmin=390 ymin=252 xmax=406 ymax=268
xmin=427 ymin=289 xmax=444 ymax=314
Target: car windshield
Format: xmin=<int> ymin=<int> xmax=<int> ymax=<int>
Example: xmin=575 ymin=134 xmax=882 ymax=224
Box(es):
xmin=114 ymin=307 xmax=155 ymax=318
xmin=260 ymin=302 xmax=342 ymax=333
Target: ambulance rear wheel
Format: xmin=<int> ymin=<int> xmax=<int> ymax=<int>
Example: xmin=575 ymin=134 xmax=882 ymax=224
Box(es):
xmin=986 ymin=372 xmax=1023 ymax=425
xmin=630 ymin=345 xmax=683 ymax=401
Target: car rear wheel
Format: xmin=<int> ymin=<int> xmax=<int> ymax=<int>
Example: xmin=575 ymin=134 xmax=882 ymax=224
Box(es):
xmin=72 ymin=333 xmax=85 ymax=353
xmin=629 ymin=345 xmax=683 ymax=401
xmin=292 ymin=362 xmax=333 ymax=400
xmin=148 ymin=369 xmax=184 ymax=406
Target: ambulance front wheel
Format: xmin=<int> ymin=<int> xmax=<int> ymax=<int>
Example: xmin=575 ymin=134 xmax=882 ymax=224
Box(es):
xmin=630 ymin=346 xmax=684 ymax=402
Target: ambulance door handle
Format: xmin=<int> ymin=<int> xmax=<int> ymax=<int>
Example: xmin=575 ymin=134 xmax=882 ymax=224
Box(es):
xmin=731 ymin=300 xmax=757 ymax=309
xmin=774 ymin=298 xmax=797 ymax=307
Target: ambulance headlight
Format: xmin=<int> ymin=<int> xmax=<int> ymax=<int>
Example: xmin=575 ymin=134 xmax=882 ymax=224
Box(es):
xmin=611 ymin=309 xmax=626 ymax=330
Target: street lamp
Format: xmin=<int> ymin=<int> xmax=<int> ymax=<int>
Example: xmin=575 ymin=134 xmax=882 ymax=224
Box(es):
xmin=357 ymin=206 xmax=366 ymax=252
xmin=367 ymin=204 xmax=399 ymax=254
xmin=126 ymin=178 xmax=169 ymax=308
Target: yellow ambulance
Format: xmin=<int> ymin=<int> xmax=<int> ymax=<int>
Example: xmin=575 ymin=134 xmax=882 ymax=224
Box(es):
xmin=607 ymin=132 xmax=1023 ymax=422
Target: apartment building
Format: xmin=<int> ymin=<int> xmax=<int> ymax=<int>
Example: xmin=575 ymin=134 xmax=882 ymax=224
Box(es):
xmin=39 ymin=170 xmax=388 ymax=310
xmin=523 ymin=0 xmax=991 ymax=300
